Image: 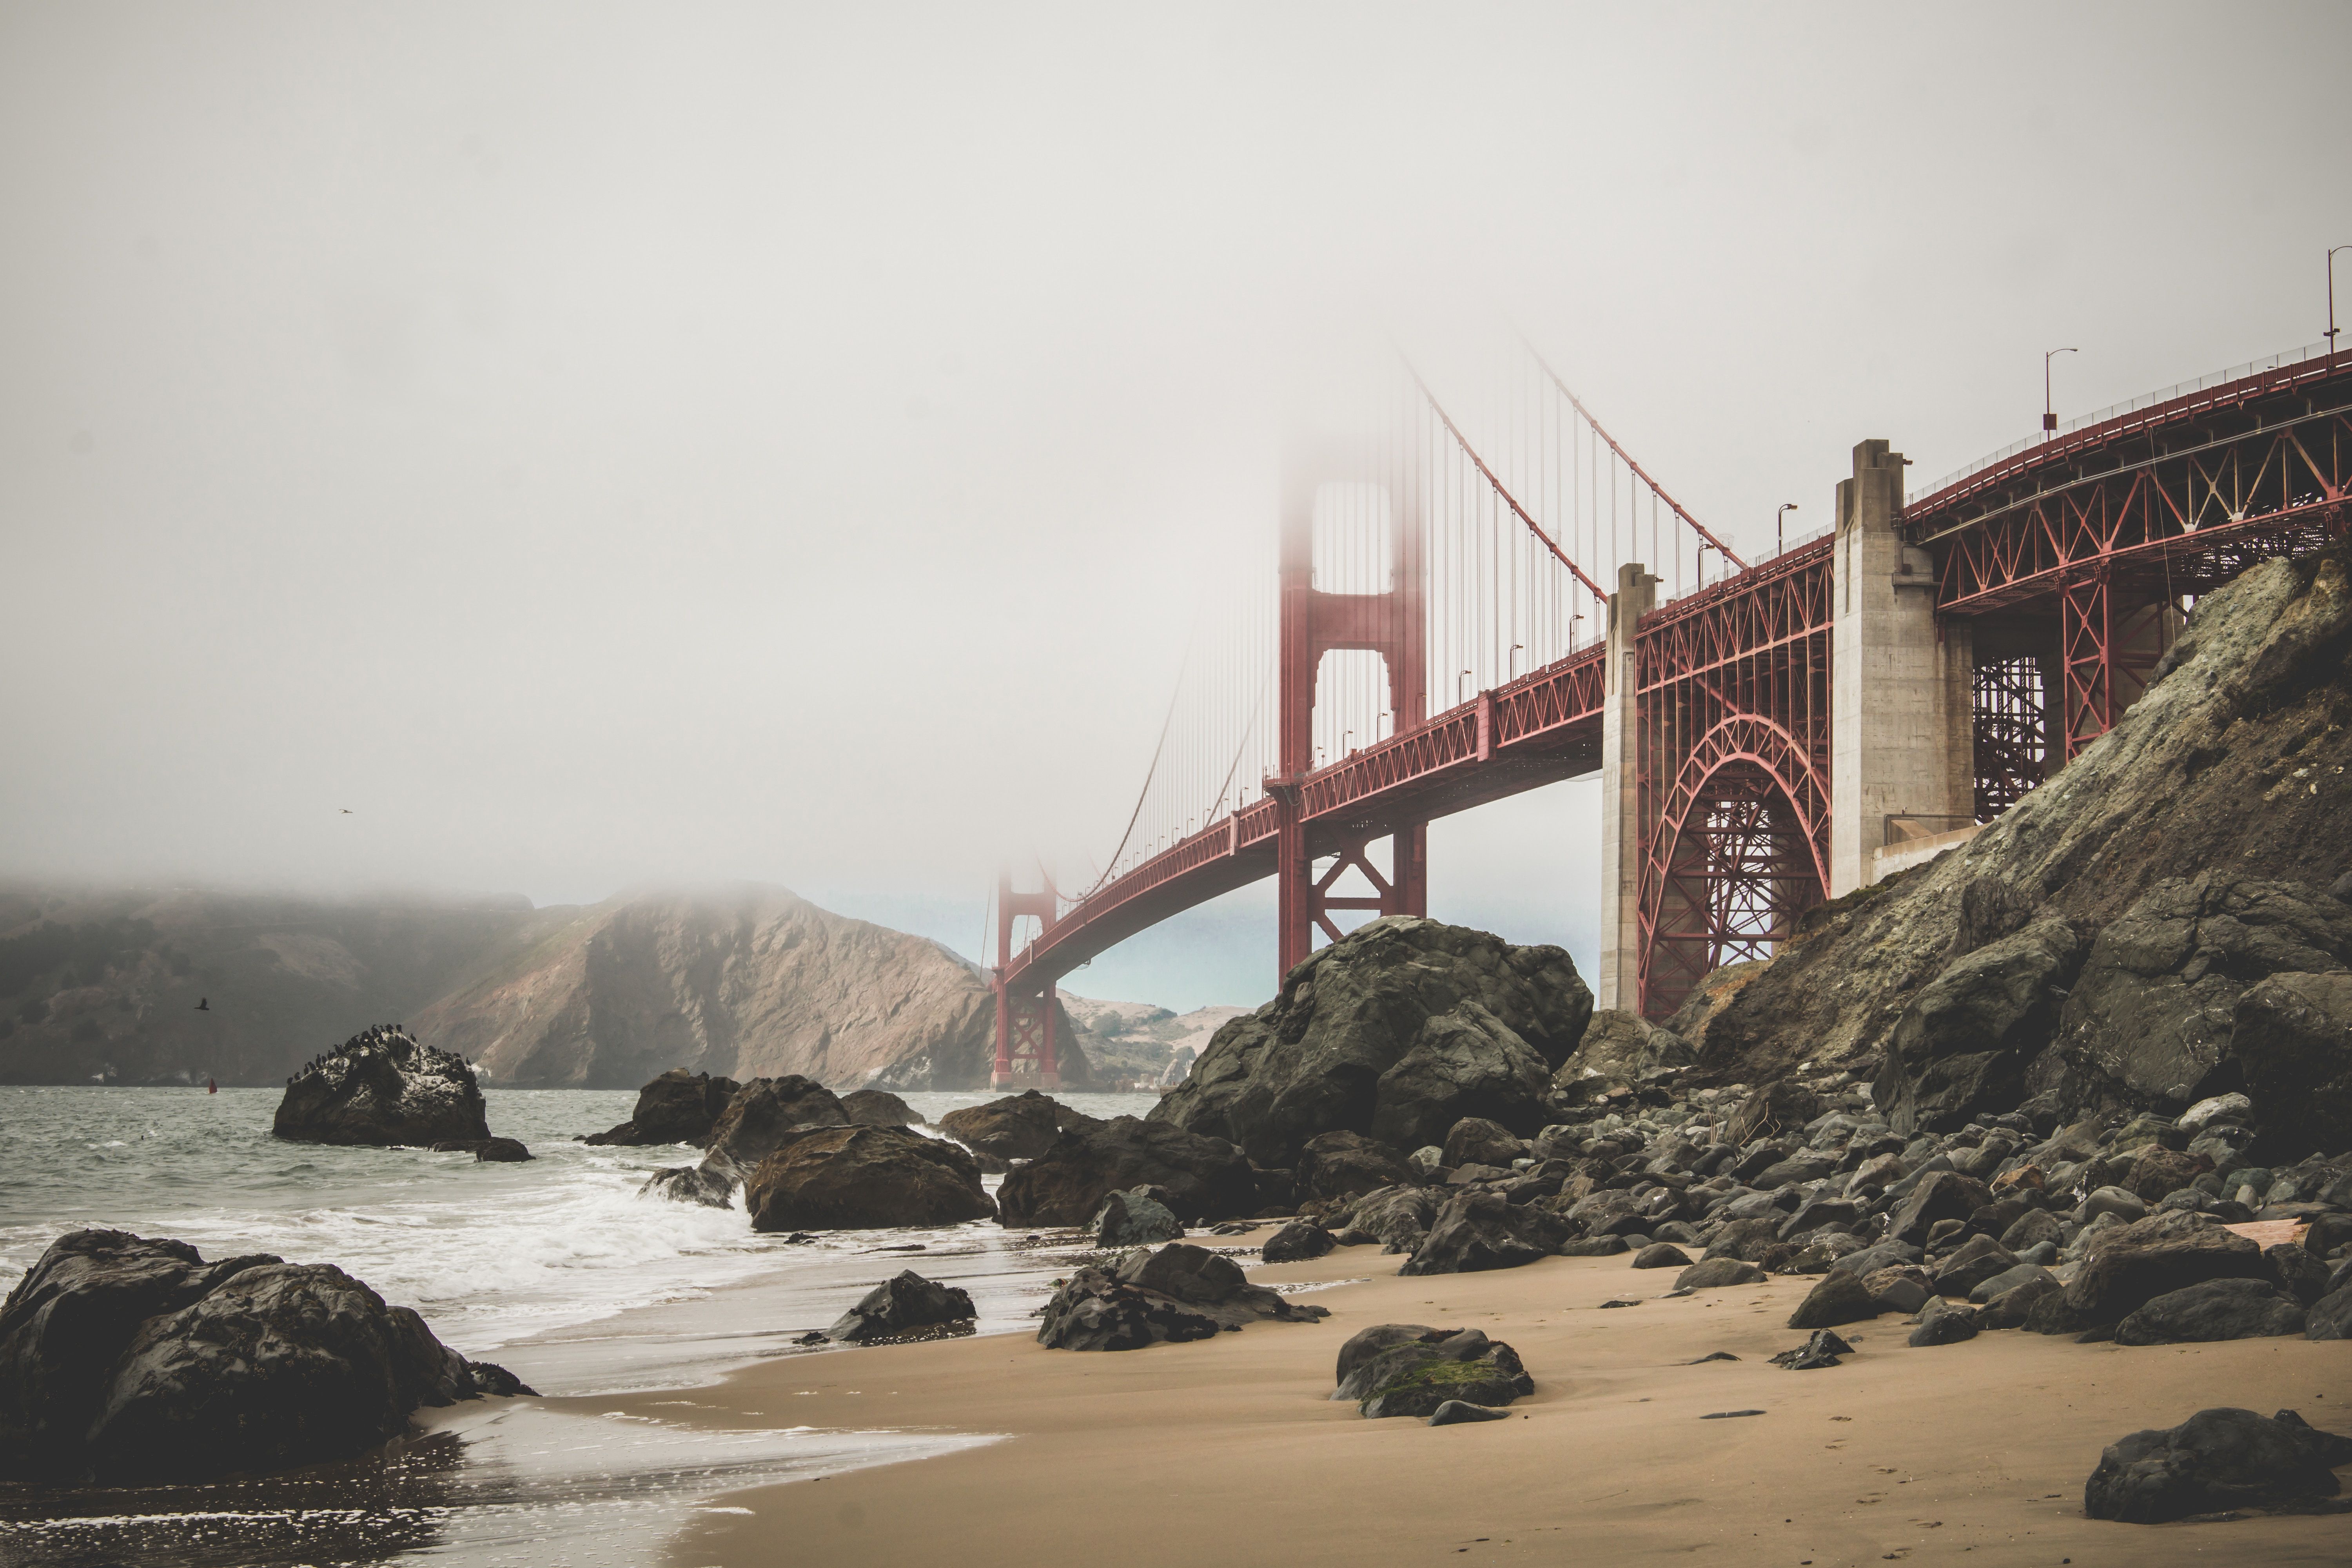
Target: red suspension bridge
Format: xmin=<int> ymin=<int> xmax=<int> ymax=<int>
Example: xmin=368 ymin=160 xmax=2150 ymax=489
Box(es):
xmin=989 ymin=339 xmax=2352 ymax=1087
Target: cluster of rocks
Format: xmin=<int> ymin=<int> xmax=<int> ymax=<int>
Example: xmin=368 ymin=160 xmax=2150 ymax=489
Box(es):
xmin=0 ymin=1229 xmax=529 ymax=1485
xmin=1034 ymin=1243 xmax=1329 ymax=1351
xmin=272 ymin=1025 xmax=504 ymax=1151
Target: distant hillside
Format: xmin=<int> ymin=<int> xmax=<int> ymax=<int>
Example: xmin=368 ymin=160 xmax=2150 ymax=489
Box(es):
xmin=1060 ymin=994 xmax=1248 ymax=1087
xmin=0 ymin=883 xmax=566 ymax=1086
xmin=407 ymin=882 xmax=1093 ymax=1091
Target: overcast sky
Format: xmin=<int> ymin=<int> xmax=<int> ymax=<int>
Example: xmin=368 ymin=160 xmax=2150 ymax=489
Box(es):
xmin=4 ymin=2 xmax=2345 ymax=1010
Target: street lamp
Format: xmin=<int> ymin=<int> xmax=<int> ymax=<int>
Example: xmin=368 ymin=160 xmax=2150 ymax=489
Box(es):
xmin=1458 ymin=668 xmax=1474 ymax=702
xmin=1509 ymin=643 xmax=1524 ymax=679
xmin=2330 ymin=246 xmax=2350 ymax=356
xmin=2043 ymin=347 xmax=2078 ymax=436
xmin=1776 ymin=502 xmax=1799 ymax=555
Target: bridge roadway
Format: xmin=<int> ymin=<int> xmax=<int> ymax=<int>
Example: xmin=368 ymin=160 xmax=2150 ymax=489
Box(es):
xmin=1002 ymin=345 xmax=2352 ymax=1005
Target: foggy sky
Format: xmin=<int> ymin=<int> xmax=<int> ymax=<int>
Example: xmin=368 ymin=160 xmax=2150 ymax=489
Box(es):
xmin=4 ymin=2 xmax=2346 ymax=1011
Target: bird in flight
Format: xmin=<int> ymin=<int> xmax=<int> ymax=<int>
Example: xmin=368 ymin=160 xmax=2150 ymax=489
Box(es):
xmin=340 ymin=808 xmax=354 ymax=815
xmin=195 ymin=998 xmax=210 ymax=1011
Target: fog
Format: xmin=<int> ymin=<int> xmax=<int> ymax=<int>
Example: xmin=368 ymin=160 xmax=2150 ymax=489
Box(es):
xmin=3 ymin=2 xmax=2345 ymax=1009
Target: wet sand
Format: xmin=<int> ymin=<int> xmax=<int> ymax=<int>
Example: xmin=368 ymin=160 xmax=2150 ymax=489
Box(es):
xmin=649 ymin=1233 xmax=2352 ymax=1568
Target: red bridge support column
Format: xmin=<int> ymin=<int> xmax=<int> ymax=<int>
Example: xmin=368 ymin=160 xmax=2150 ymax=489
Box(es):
xmin=1272 ymin=441 xmax=1427 ymax=985
xmin=991 ymin=870 xmax=1060 ymax=1091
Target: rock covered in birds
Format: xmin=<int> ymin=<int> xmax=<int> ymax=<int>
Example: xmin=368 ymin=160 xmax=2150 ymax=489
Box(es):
xmin=0 ymin=1229 xmax=528 ymax=1484
xmin=272 ymin=1026 xmax=491 ymax=1147
xmin=1151 ymin=917 xmax=1591 ymax=1168
xmin=823 ymin=1270 xmax=975 ymax=1343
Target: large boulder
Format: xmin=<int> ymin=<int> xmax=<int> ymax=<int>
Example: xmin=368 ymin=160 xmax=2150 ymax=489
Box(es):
xmin=1332 ymin=1325 xmax=1534 ymax=1419
xmin=583 ymin=1068 xmax=742 ymax=1147
xmin=272 ymin=1026 xmax=490 ymax=1147
xmin=2231 ymin=972 xmax=2352 ymax=1163
xmin=1261 ymin=1221 xmax=1337 ymax=1264
xmin=938 ymin=1091 xmax=1065 ymax=1164
xmin=742 ymin=1125 xmax=994 ymax=1231
xmin=1331 ymin=1185 xmax=1441 ymax=1253
xmin=704 ymin=1076 xmax=850 ymax=1174
xmin=2084 ymin=1407 xmax=2352 ymax=1523
xmin=1440 ymin=1117 xmax=1528 ymax=1171
xmin=2112 ymin=1278 xmax=2308 ymax=1345
xmin=1151 ymin=918 xmax=1592 ymax=1167
xmin=1092 ymin=1187 xmax=1183 ymax=1247
xmin=2050 ymin=1211 xmax=2267 ymax=1330
xmin=996 ymin=1116 xmax=1257 ymax=1227
xmin=1034 ymin=1243 xmax=1329 ymax=1350
xmin=824 ymin=1270 xmax=975 ymax=1342
xmin=840 ymin=1087 xmax=922 ymax=1127
xmin=0 ymin=1230 xmax=524 ymax=1484
xmin=1874 ymin=918 xmax=2085 ymax=1134
xmin=1886 ymin=1171 xmax=1992 ymax=1247
xmin=1398 ymin=1190 xmax=1569 ymax=1276
xmin=1294 ymin=1129 xmax=1419 ymax=1203
xmin=2055 ymin=876 xmax=2352 ymax=1112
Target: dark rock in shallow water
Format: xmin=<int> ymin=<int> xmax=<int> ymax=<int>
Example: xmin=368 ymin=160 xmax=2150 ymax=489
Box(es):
xmin=997 ymin=1116 xmax=1257 ymax=1227
xmin=1261 ymin=1221 xmax=1336 ymax=1264
xmin=824 ymin=1270 xmax=975 ymax=1342
xmin=0 ymin=1229 xmax=520 ymax=1484
xmin=584 ymin=1068 xmax=743 ymax=1147
xmin=272 ymin=1027 xmax=490 ymax=1147
xmin=938 ymin=1091 xmax=1065 ymax=1164
xmin=1093 ymin=1186 xmax=1183 ymax=1247
xmin=704 ymin=1076 xmax=851 ymax=1174
xmin=2084 ymin=1407 xmax=2352 ymax=1522
xmin=1399 ymin=1190 xmax=1568 ymax=1276
xmin=841 ymin=1087 xmax=921 ymax=1127
xmin=743 ymin=1125 xmax=994 ymax=1231
xmin=640 ymin=1163 xmax=736 ymax=1207
xmin=1295 ymin=1130 xmax=1419 ymax=1203
xmin=1035 ymin=1243 xmax=1328 ymax=1351
xmin=1334 ymin=1326 xmax=1534 ymax=1419
xmin=2113 ymin=1278 xmax=2308 ymax=1345
xmin=430 ymin=1137 xmax=533 ymax=1162
xmin=1150 ymin=918 xmax=1590 ymax=1168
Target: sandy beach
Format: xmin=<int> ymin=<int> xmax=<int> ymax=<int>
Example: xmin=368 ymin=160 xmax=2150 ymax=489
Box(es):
xmin=617 ymin=1232 xmax=2352 ymax=1567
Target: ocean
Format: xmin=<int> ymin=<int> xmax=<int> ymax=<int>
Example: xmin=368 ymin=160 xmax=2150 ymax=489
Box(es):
xmin=0 ymin=1084 xmax=1171 ymax=1566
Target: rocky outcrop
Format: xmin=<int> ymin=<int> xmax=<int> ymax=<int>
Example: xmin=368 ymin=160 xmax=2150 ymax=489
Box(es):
xmin=2052 ymin=877 xmax=2352 ymax=1112
xmin=2085 ymin=1407 xmax=2352 ymax=1522
xmin=1874 ymin=918 xmax=2085 ymax=1134
xmin=938 ymin=1091 xmax=1066 ymax=1165
xmin=705 ymin=1076 xmax=850 ymax=1174
xmin=823 ymin=1270 xmax=975 ymax=1342
xmin=742 ymin=1126 xmax=995 ymax=1231
xmin=407 ymin=882 xmax=1094 ymax=1091
xmin=996 ymin=1116 xmax=1258 ymax=1227
xmin=1294 ymin=1129 xmax=1419 ymax=1203
xmin=272 ymin=1026 xmax=491 ymax=1147
xmin=584 ymin=1068 xmax=742 ymax=1146
xmin=1666 ymin=553 xmax=2352 ymax=1105
xmin=2232 ymin=972 xmax=2352 ymax=1163
xmin=1330 ymin=1325 xmax=1534 ymax=1419
xmin=841 ymin=1088 xmax=921 ymax=1126
xmin=1034 ymin=1243 xmax=1329 ymax=1350
xmin=1152 ymin=918 xmax=1591 ymax=1168
xmin=0 ymin=1230 xmax=526 ymax=1484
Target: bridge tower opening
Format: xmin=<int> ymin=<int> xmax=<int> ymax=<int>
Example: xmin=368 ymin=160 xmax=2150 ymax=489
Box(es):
xmin=1274 ymin=452 xmax=1427 ymax=978
xmin=990 ymin=869 xmax=1060 ymax=1091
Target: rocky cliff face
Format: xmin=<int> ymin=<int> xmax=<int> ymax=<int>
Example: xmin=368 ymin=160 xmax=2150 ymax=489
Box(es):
xmin=1674 ymin=550 xmax=2352 ymax=1131
xmin=409 ymin=882 xmax=1092 ymax=1091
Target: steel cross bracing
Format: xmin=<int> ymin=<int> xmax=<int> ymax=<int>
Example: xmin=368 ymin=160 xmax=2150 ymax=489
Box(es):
xmin=999 ymin=348 xmax=2352 ymax=1031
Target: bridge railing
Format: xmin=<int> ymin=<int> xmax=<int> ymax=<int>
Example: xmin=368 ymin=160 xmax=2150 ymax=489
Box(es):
xmin=1908 ymin=340 xmax=2339 ymax=507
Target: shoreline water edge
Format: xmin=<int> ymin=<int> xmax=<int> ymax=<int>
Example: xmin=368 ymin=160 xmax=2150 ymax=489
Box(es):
xmin=0 ymin=1085 xmax=1165 ymax=1567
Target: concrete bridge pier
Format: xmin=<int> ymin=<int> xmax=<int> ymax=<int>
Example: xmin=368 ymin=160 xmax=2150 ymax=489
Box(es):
xmin=1828 ymin=439 xmax=1973 ymax=897
xmin=1595 ymin=561 xmax=1658 ymax=1013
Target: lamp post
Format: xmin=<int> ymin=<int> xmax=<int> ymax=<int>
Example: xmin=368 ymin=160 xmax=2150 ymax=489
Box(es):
xmin=2043 ymin=347 xmax=2078 ymax=436
xmin=2330 ymin=246 xmax=2350 ymax=358
xmin=1775 ymin=502 xmax=1798 ymax=555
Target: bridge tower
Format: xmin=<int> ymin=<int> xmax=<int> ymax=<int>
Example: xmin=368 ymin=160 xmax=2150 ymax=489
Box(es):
xmin=991 ymin=869 xmax=1060 ymax=1090
xmin=1272 ymin=442 xmax=1427 ymax=979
